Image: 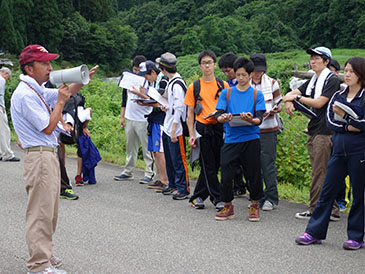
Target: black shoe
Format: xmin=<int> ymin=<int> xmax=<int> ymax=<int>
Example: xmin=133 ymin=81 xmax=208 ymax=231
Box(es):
xmin=172 ymin=192 xmax=189 ymax=200
xmin=233 ymin=188 xmax=246 ymax=198
xmin=6 ymin=156 xmax=20 ymax=162
xmin=162 ymin=187 xmax=177 ymax=195
xmin=60 ymin=189 xmax=79 ymax=200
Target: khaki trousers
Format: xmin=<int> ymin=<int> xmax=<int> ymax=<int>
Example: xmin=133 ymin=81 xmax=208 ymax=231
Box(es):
xmin=24 ymin=149 xmax=60 ymax=272
xmin=307 ymin=134 xmax=339 ymax=215
xmin=123 ymin=118 xmax=154 ymax=178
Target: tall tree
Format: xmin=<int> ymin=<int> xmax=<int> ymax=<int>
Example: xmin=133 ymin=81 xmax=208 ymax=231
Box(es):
xmin=26 ymin=0 xmax=64 ymax=51
xmin=0 ymin=0 xmax=18 ymax=52
xmin=75 ymin=0 xmax=115 ymax=22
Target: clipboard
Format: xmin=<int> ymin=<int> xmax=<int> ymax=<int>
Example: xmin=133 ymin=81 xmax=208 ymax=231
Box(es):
xmin=204 ymin=111 xmax=217 ymax=119
xmin=118 ymin=69 xmax=148 ymax=90
xmin=334 ymin=101 xmax=360 ymax=122
xmin=293 ymin=100 xmax=318 ymax=119
xmin=229 ymin=113 xmax=253 ymax=127
xmin=130 ymin=99 xmax=157 ymax=105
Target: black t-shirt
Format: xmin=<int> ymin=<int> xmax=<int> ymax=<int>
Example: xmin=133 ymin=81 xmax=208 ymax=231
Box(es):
xmin=298 ymin=74 xmax=341 ymax=136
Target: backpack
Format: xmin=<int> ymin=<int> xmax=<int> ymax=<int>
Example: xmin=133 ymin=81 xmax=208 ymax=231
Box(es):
xmin=170 ymin=77 xmax=189 ymax=137
xmin=192 ymin=77 xmax=225 ymax=115
xmin=59 ymin=93 xmax=85 ymax=144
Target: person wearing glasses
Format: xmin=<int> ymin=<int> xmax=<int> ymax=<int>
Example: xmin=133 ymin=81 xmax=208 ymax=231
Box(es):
xmin=283 ymin=47 xmax=341 ymax=221
xmin=184 ymin=50 xmax=229 ymax=211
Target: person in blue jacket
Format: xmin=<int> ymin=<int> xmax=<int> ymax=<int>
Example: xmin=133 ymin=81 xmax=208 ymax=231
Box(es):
xmin=296 ymin=57 xmax=365 ymax=250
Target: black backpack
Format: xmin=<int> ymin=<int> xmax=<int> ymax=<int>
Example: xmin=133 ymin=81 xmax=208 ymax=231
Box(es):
xmin=170 ymin=77 xmax=189 ymax=137
xmin=193 ymin=77 xmax=225 ymax=107
xmin=60 ymin=93 xmax=85 ymax=144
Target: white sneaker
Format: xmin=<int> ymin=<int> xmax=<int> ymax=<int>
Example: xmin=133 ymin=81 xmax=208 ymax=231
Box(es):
xmin=262 ymin=200 xmax=274 ymax=211
xmin=295 ymin=210 xmax=312 ymax=220
xmin=28 ymin=266 xmax=67 ymax=274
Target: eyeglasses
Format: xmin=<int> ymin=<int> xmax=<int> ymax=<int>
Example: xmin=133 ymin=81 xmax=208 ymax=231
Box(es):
xmin=222 ymin=68 xmax=232 ymax=74
xmin=201 ymin=61 xmax=214 ymax=66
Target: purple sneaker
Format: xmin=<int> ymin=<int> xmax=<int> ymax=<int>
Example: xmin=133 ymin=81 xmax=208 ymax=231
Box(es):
xmin=295 ymin=233 xmax=322 ymax=245
xmin=343 ymin=240 xmax=365 ymax=250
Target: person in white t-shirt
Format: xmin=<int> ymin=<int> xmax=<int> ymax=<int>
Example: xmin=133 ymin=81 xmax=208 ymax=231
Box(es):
xmin=114 ymin=56 xmax=154 ymax=183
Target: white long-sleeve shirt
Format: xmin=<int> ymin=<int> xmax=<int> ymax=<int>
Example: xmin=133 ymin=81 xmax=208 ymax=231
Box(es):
xmin=163 ymin=73 xmax=186 ymax=137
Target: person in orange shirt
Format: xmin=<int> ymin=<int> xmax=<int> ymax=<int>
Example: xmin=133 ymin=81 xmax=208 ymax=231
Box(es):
xmin=184 ymin=49 xmax=229 ymax=211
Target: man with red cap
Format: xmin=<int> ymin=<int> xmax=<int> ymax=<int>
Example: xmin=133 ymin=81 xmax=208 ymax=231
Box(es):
xmin=11 ymin=45 xmax=98 ymax=274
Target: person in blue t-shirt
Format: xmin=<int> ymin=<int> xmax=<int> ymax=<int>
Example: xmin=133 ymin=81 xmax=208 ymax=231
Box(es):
xmin=218 ymin=52 xmax=248 ymax=198
xmin=215 ymin=57 xmax=266 ymax=222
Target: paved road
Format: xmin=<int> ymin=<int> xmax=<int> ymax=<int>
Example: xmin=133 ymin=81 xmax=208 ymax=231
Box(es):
xmin=1 ymin=143 xmax=364 ymax=274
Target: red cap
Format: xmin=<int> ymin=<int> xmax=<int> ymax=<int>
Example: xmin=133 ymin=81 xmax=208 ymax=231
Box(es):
xmin=19 ymin=44 xmax=59 ymax=65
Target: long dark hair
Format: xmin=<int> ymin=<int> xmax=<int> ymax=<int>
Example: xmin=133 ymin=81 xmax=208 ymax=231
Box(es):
xmin=345 ymin=57 xmax=365 ymax=87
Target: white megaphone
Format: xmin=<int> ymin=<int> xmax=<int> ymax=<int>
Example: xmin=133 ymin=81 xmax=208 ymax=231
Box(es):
xmin=49 ymin=64 xmax=90 ymax=87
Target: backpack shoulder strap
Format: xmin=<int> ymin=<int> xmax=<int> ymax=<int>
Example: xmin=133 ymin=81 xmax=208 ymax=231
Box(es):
xmin=171 ymin=77 xmax=187 ymax=93
xmin=323 ymin=72 xmax=335 ymax=87
xmin=225 ymin=87 xmax=231 ymax=112
xmin=253 ymin=88 xmax=258 ymax=114
xmin=193 ymin=79 xmax=200 ymax=106
xmin=215 ymin=77 xmax=224 ymax=99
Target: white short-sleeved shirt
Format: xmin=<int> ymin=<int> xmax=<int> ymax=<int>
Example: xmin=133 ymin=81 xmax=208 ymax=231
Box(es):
xmin=11 ymin=74 xmax=59 ymax=149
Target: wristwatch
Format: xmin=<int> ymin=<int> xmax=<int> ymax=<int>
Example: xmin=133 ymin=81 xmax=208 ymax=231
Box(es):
xmin=296 ymin=94 xmax=302 ymax=101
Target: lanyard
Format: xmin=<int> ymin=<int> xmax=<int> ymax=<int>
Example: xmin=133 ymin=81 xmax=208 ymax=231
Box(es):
xmin=22 ymin=81 xmax=51 ymax=114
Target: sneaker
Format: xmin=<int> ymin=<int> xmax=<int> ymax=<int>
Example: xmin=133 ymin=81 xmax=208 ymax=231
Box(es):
xmin=295 ymin=210 xmax=312 ymax=220
xmin=330 ymin=214 xmax=340 ymax=222
xmin=75 ymin=175 xmax=84 ymax=187
xmin=249 ymin=204 xmax=260 ymax=222
xmin=262 ymin=200 xmax=274 ymax=211
xmin=172 ymin=192 xmax=189 ymax=200
xmin=139 ymin=176 xmax=153 ymax=184
xmin=295 ymin=233 xmax=322 ymax=245
xmin=60 ymin=189 xmax=79 ymax=200
xmin=191 ymin=197 xmax=205 ymax=209
xmin=5 ymin=156 xmax=20 ymax=162
xmin=215 ymin=205 xmax=234 ymax=221
xmin=154 ymin=183 xmax=168 ymax=193
xmin=343 ymin=240 xmax=365 ymax=250
xmin=113 ymin=173 xmax=134 ymax=181
xmin=215 ymin=201 xmax=225 ymax=212
xmin=162 ymin=187 xmax=177 ymax=195
xmin=147 ymin=180 xmax=164 ymax=189
xmin=50 ymin=256 xmax=63 ymax=268
xmin=28 ymin=266 xmax=67 ymax=274
xmin=339 ymin=203 xmax=347 ymax=212
xmin=233 ymin=189 xmax=246 ymax=198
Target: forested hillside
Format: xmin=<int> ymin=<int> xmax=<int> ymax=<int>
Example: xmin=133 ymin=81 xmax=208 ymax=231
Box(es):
xmin=1 ymin=0 xmax=364 ymax=73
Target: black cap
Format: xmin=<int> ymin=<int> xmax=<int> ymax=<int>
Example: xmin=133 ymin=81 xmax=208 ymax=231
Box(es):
xmin=250 ymin=53 xmax=267 ymax=72
xmin=330 ymin=59 xmax=341 ymax=71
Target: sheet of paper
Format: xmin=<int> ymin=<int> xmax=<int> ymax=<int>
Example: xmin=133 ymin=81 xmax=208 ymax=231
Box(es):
xmin=147 ymin=86 xmax=168 ymax=107
xmin=334 ymin=101 xmax=359 ymax=119
xmin=118 ymin=70 xmax=147 ymax=91
xmin=55 ymin=122 xmax=72 ymax=137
